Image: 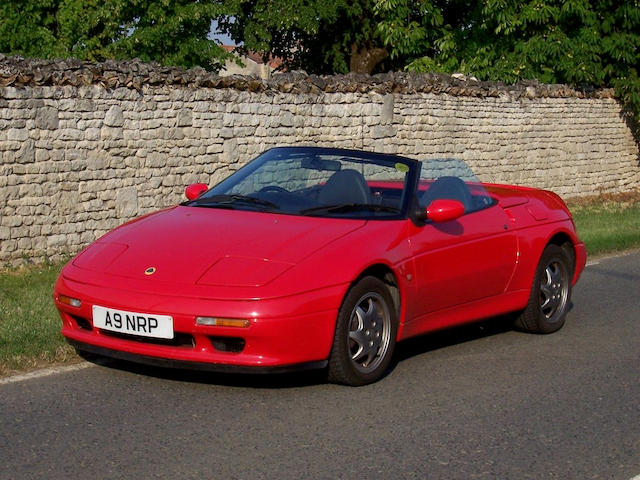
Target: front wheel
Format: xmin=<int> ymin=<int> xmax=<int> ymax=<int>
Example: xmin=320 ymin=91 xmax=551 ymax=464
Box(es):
xmin=328 ymin=276 xmax=397 ymax=386
xmin=515 ymin=244 xmax=573 ymax=334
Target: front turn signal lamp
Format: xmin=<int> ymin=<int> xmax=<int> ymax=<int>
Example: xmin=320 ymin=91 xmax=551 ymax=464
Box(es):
xmin=57 ymin=294 xmax=82 ymax=308
xmin=196 ymin=317 xmax=250 ymax=328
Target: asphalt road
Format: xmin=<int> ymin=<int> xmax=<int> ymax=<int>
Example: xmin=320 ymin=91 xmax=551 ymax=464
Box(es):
xmin=1 ymin=251 xmax=639 ymax=480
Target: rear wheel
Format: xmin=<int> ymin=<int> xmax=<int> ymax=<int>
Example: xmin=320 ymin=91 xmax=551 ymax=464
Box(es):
xmin=515 ymin=244 xmax=573 ymax=333
xmin=328 ymin=276 xmax=397 ymax=386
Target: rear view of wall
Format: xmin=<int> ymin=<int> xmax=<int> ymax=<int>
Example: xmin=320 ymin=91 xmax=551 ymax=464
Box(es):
xmin=1 ymin=57 xmax=639 ymax=265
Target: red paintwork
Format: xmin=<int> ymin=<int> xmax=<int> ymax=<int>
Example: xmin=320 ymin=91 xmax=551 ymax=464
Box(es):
xmin=426 ymin=199 xmax=465 ymax=223
xmin=185 ymin=183 xmax=208 ymax=200
xmin=54 ymin=181 xmax=586 ymax=371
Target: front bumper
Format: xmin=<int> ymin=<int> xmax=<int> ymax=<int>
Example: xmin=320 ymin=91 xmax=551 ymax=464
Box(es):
xmin=67 ymin=339 xmax=328 ymax=374
xmin=55 ymin=273 xmax=344 ymax=370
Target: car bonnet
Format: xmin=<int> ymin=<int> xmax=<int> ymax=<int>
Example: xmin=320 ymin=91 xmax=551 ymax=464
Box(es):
xmin=71 ymin=206 xmax=367 ymax=288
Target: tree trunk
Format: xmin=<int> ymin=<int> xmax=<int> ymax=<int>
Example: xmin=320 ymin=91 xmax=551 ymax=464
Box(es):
xmin=349 ymin=43 xmax=388 ymax=74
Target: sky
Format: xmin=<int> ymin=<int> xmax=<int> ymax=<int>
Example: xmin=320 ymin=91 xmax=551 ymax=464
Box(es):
xmin=208 ymin=20 xmax=236 ymax=46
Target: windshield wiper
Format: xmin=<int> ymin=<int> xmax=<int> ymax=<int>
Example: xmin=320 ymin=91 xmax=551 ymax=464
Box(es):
xmin=300 ymin=204 xmax=400 ymax=215
xmin=188 ymin=194 xmax=280 ymax=210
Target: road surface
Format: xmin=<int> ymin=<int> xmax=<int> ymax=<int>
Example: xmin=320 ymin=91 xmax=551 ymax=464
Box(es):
xmin=1 ymin=251 xmax=639 ymax=479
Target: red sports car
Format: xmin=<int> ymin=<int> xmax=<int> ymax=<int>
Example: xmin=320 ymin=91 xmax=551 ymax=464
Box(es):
xmin=54 ymin=146 xmax=586 ymax=385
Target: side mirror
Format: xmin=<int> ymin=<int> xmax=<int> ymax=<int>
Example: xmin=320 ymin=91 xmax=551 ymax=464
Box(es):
xmin=185 ymin=183 xmax=208 ymax=200
xmin=426 ymin=199 xmax=465 ymax=223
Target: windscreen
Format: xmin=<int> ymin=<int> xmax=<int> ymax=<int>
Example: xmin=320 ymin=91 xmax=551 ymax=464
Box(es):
xmin=188 ymin=148 xmax=414 ymax=219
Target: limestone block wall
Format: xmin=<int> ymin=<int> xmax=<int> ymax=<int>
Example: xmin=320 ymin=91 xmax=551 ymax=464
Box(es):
xmin=0 ymin=58 xmax=639 ymax=265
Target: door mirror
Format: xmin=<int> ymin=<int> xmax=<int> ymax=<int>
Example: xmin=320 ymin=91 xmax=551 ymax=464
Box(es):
xmin=426 ymin=199 xmax=465 ymax=223
xmin=185 ymin=183 xmax=208 ymax=200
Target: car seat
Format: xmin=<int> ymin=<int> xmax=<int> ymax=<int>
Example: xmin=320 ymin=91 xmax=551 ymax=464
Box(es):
xmin=318 ymin=169 xmax=372 ymax=205
xmin=421 ymin=176 xmax=472 ymax=212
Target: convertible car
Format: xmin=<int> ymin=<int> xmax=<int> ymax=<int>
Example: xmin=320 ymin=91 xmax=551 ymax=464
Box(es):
xmin=54 ymin=146 xmax=586 ymax=385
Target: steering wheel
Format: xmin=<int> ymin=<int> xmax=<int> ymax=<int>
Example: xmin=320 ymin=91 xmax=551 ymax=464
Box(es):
xmin=259 ymin=185 xmax=290 ymax=194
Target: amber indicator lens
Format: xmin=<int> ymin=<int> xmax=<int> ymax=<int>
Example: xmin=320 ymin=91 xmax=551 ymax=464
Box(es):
xmin=58 ymin=294 xmax=82 ymax=307
xmin=196 ymin=317 xmax=250 ymax=328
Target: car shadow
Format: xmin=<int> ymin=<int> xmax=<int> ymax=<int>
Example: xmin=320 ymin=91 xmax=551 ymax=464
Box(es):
xmin=80 ymin=308 xmax=572 ymax=389
xmin=390 ymin=314 xmax=515 ymax=367
xmin=390 ymin=302 xmax=575 ymax=373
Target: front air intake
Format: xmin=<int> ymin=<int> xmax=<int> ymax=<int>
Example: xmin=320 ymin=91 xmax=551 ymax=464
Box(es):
xmin=208 ymin=336 xmax=245 ymax=353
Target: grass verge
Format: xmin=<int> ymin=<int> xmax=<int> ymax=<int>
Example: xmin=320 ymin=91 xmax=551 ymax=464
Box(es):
xmin=567 ymin=191 xmax=640 ymax=256
xmin=1 ymin=192 xmax=639 ymax=376
xmin=0 ymin=262 xmax=76 ymax=376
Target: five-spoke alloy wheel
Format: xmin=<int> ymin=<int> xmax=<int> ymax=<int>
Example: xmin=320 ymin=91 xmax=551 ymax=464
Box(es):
xmin=328 ymin=276 xmax=397 ymax=385
xmin=515 ymin=244 xmax=573 ymax=333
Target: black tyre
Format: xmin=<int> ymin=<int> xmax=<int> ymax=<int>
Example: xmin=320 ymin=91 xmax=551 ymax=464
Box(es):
xmin=328 ymin=276 xmax=398 ymax=386
xmin=515 ymin=244 xmax=573 ymax=334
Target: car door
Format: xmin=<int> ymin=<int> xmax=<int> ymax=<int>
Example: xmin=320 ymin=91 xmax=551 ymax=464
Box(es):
xmin=406 ymin=199 xmax=518 ymax=320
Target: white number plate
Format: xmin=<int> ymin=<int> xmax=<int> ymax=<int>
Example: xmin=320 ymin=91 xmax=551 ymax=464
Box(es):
xmin=92 ymin=305 xmax=174 ymax=339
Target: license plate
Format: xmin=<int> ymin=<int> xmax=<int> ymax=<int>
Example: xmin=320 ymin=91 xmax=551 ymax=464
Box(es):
xmin=92 ymin=305 xmax=174 ymax=339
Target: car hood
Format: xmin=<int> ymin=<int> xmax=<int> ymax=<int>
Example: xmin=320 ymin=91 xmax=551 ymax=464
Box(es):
xmin=72 ymin=206 xmax=366 ymax=287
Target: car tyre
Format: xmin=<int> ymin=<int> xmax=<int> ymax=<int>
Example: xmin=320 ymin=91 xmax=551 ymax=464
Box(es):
xmin=328 ymin=276 xmax=398 ymax=386
xmin=515 ymin=244 xmax=573 ymax=334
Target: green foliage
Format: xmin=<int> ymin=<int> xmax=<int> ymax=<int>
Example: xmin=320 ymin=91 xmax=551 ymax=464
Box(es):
xmin=0 ymin=0 xmax=234 ymax=71
xmin=0 ymin=0 xmax=63 ymax=58
xmin=375 ymin=0 xmax=640 ymax=127
xmin=374 ymin=0 xmax=443 ymax=60
xmin=219 ymin=0 xmax=383 ymax=74
xmin=113 ymin=1 xmax=233 ymax=71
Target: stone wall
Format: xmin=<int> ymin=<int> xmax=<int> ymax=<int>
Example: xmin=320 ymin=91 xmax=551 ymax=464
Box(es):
xmin=1 ymin=56 xmax=639 ymax=265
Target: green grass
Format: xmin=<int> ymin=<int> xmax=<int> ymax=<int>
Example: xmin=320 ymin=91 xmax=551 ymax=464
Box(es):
xmin=570 ymin=198 xmax=640 ymax=256
xmin=0 ymin=195 xmax=638 ymax=375
xmin=0 ymin=262 xmax=75 ymax=375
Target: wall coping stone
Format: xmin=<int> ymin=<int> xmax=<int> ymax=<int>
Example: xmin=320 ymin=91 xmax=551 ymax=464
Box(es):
xmin=0 ymin=54 xmax=615 ymax=100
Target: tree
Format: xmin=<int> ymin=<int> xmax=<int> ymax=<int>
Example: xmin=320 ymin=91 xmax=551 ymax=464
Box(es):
xmin=0 ymin=0 xmax=234 ymax=71
xmin=111 ymin=1 xmax=233 ymax=71
xmin=0 ymin=0 xmax=72 ymax=59
xmin=375 ymin=0 xmax=640 ymax=125
xmin=218 ymin=0 xmax=389 ymax=74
